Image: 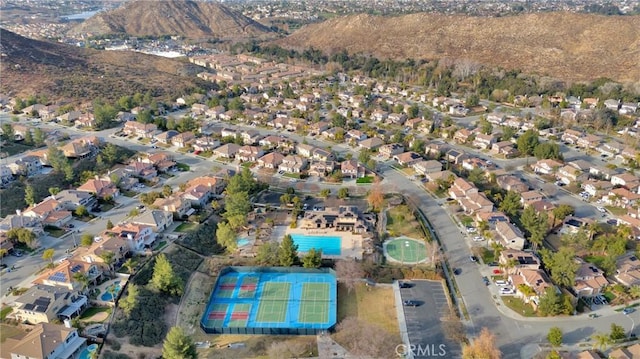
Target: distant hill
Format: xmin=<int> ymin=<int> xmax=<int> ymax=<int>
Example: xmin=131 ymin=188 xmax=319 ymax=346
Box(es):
xmin=0 ymin=29 xmax=215 ymax=102
xmin=277 ymin=12 xmax=640 ymax=82
xmin=69 ymin=0 xmax=275 ymax=40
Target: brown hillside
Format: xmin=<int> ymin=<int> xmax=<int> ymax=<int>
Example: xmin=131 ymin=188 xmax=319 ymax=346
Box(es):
xmin=68 ymin=0 xmax=275 ymax=40
xmin=0 ymin=29 xmax=215 ymax=102
xmin=277 ymin=12 xmax=640 ymax=82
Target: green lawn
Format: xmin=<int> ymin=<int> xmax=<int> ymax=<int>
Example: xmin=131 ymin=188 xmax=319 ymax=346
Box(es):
xmin=0 ymin=142 xmax=36 ymax=157
xmin=356 ymin=176 xmax=374 ymax=184
xmin=241 ymin=162 xmax=255 ymax=168
xmin=584 ymin=255 xmax=606 ymax=269
xmin=175 ymin=222 xmax=199 ymax=232
xmin=121 ymin=190 xmax=137 ymax=197
xmin=283 ymin=172 xmax=301 ymax=179
xmin=44 ymin=226 xmax=66 ymax=238
xmin=0 ymin=306 xmax=13 ymax=320
xmin=177 ymin=163 xmax=190 ymax=171
xmin=74 ymin=214 xmax=95 ymax=222
xmin=99 ymin=203 xmax=115 ymax=212
xmin=386 ymin=205 xmax=425 ymax=239
xmin=79 ymin=306 xmax=111 ymax=320
xmin=479 ymin=247 xmax=495 ymax=264
xmin=606 ymin=206 xmax=627 ymax=216
xmin=502 ymin=296 xmax=537 ymax=317
xmin=155 ymin=241 xmax=167 ymax=250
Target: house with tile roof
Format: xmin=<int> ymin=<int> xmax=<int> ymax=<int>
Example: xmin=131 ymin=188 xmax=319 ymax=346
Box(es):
xmin=510 ymin=268 xmax=554 ymax=308
xmin=609 ymin=343 xmax=640 ymax=359
xmin=153 ymin=195 xmax=192 ymax=219
xmin=495 ymin=221 xmax=526 ymax=250
xmin=257 ymin=152 xmax=286 ymax=169
xmin=130 ymin=210 xmax=174 ymax=232
xmin=213 ymin=143 xmax=241 ymax=159
xmin=615 ymin=253 xmax=640 ymax=287
xmin=0 ymin=322 xmax=86 ymax=359
xmin=77 ymin=177 xmax=119 ymax=199
xmin=107 ymin=222 xmax=155 ymax=252
xmin=279 ymin=155 xmax=308 ymax=173
xmin=573 ymin=258 xmax=608 ymax=298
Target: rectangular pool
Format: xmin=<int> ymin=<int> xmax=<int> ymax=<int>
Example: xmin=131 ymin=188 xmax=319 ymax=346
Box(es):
xmin=289 ymin=234 xmax=342 ymax=255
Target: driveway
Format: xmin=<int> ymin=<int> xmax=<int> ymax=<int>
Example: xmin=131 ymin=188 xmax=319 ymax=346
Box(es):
xmin=399 ymin=280 xmax=461 ymax=358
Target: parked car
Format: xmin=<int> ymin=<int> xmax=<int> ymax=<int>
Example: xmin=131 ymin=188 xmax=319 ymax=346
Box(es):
xmin=472 ymin=236 xmax=485 ymax=242
xmin=466 ymin=227 xmax=477 ymax=233
xmin=596 ymin=206 xmax=607 ymax=213
xmin=495 ymin=280 xmax=509 ymax=286
xmin=403 ymin=300 xmax=420 ymax=307
xmin=623 ymin=307 xmax=636 ymax=315
xmin=500 ymin=287 xmax=515 ymax=295
xmin=469 ymin=255 xmax=478 ymax=263
xmin=12 ymin=250 xmax=23 ymax=257
xmin=482 ymin=276 xmax=490 ymax=286
xmin=399 ymin=282 xmax=412 ymax=289
xmin=453 ymin=268 xmax=461 ymax=275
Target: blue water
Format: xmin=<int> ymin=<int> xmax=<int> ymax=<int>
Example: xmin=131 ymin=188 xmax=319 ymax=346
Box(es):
xmin=289 ymin=234 xmax=342 ymax=255
xmin=237 ymin=238 xmax=251 ymax=247
xmin=78 ymin=344 xmax=98 ymax=359
xmin=100 ymin=281 xmax=122 ymax=301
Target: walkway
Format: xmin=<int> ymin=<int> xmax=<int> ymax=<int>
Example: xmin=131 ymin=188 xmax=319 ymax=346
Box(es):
xmin=316 ymin=333 xmax=352 ymax=359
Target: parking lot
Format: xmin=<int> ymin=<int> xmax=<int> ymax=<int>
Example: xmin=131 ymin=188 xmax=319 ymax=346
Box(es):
xmin=399 ymin=280 xmax=461 ymax=358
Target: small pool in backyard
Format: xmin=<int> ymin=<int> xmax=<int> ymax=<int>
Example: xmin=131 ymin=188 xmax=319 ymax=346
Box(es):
xmin=100 ymin=281 xmax=122 ymax=301
xmin=237 ymin=238 xmax=251 ymax=247
xmin=78 ymin=344 xmax=98 ymax=359
xmin=289 ymin=234 xmax=342 ymax=255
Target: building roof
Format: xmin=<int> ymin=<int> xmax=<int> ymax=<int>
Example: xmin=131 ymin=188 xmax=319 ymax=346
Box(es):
xmin=3 ymin=322 xmax=80 ymax=359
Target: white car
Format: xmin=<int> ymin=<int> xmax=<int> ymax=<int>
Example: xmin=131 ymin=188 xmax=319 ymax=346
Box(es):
xmin=466 ymin=227 xmax=477 ymax=233
xmin=500 ymin=287 xmax=515 ymax=295
xmin=472 ymin=236 xmax=485 ymax=242
xmin=596 ymin=207 xmax=607 ymax=213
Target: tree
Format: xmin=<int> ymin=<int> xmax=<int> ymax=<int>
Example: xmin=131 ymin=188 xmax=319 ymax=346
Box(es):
xmin=151 ymin=254 xmax=183 ymax=296
xmin=106 ymin=220 xmax=114 ymax=230
xmin=162 ymin=326 xmax=197 ymax=359
xmin=278 ymin=235 xmax=299 ymax=266
xmin=48 ymin=187 xmax=61 ymax=196
xmin=301 ymin=248 xmax=322 ymax=268
xmin=537 ymin=287 xmax=564 ymax=316
xmin=541 ymin=247 xmax=579 ymax=288
xmin=1 ymin=123 xmax=14 ymax=141
xmin=337 ymin=187 xmax=349 ymax=199
xmin=33 ymin=128 xmax=45 ymax=146
xmin=358 ymin=149 xmax=372 ymax=165
xmin=256 ymin=242 xmax=280 ymax=266
xmin=547 ymin=327 xmax=563 ymax=348
xmin=610 ymin=323 xmax=626 ymax=341
xmin=552 ymin=204 xmax=574 ymax=226
xmin=25 ymin=185 xmax=36 ymax=206
xmin=162 ymin=185 xmax=173 ymax=198
xmin=42 ymin=248 xmax=55 ymax=265
xmin=80 ymin=234 xmax=94 ymax=247
xmin=516 ymin=129 xmax=539 ymax=156
xmin=366 ymin=185 xmax=385 ymax=212
xmin=320 ymin=189 xmax=331 ymax=198
xmin=462 ymin=327 xmax=502 ymax=359
xmin=99 ymin=251 xmax=116 ymax=272
xmin=519 ymin=205 xmax=548 ymax=251
xmin=123 ymin=258 xmax=135 ymax=274
xmin=591 ymin=332 xmax=611 ymax=350
xmin=498 ymin=191 xmax=521 ymax=218
xmin=72 ymin=272 xmax=89 ymax=293
xmin=215 ymin=222 xmax=237 ymax=252
xmin=23 ymin=129 xmax=33 ymax=145
xmin=119 ymin=283 xmax=139 ymax=316
xmin=534 ymin=142 xmax=562 ymax=160
xmin=335 ymin=259 xmax=364 ymax=293
xmin=128 ymin=208 xmax=140 ymax=217
xmin=442 ymin=307 xmax=467 ymax=344
xmin=75 ymin=205 xmax=88 ymax=217
xmin=6 ymin=228 xmax=36 ymax=248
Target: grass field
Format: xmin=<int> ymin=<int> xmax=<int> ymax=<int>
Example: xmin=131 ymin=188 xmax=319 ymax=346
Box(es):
xmin=501 ymin=296 xmax=537 ymax=317
xmin=356 ymin=176 xmax=374 ymax=184
xmin=175 ymin=222 xmax=199 ymax=232
xmin=337 ymin=283 xmax=398 ymax=335
xmin=386 ymin=205 xmax=425 ymax=239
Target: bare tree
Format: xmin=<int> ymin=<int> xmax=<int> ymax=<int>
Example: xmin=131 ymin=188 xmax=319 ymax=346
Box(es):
xmin=336 ymin=317 xmax=397 ymax=358
xmin=425 ymin=241 xmax=441 ymax=268
xmin=267 ymin=342 xmax=292 ymax=359
xmin=335 ymin=259 xmax=364 ymax=293
xmin=442 ymin=307 xmax=467 ymax=344
xmin=462 ymin=327 xmax=502 ymax=359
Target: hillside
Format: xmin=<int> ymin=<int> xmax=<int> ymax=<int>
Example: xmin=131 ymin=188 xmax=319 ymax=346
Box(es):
xmin=277 ymin=12 xmax=640 ymax=82
xmin=68 ymin=0 xmax=274 ymax=40
xmin=0 ymin=29 xmax=215 ymax=102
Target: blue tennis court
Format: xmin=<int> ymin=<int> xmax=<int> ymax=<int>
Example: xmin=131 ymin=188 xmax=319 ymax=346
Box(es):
xmin=201 ymin=267 xmax=338 ymax=335
xmin=289 ymin=234 xmax=342 ymax=255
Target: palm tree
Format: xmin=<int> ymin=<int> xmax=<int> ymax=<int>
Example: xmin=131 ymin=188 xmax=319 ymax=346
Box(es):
xmin=73 ymin=272 xmax=90 ymax=294
xmin=591 ymin=333 xmax=611 ymax=350
xmin=587 ymin=222 xmax=602 ymax=241
xmin=123 ymin=258 xmax=135 ymax=275
xmin=630 ymin=285 xmax=640 ymax=299
xmin=517 ymin=284 xmax=536 ymax=300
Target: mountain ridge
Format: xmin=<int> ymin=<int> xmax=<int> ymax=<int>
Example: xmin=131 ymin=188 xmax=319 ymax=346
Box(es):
xmin=69 ymin=0 xmax=275 ymax=40
xmin=277 ymin=12 xmax=640 ymax=82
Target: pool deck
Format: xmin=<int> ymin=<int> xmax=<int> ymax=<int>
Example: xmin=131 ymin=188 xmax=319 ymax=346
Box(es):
xmin=92 ymin=277 xmax=129 ymax=306
xmin=284 ymin=227 xmax=363 ymax=260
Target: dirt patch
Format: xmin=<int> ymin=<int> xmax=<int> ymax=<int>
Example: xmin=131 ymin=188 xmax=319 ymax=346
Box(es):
xmin=164 ymin=303 xmax=179 ymax=328
xmin=176 ymin=271 xmax=216 ymax=336
xmin=81 ymin=312 xmax=109 ymax=323
xmin=106 ymin=335 xmax=162 ymax=359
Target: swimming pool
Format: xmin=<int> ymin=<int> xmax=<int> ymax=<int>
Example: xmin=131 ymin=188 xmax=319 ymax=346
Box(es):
xmin=100 ymin=281 xmax=122 ymax=301
xmin=78 ymin=344 xmax=98 ymax=359
xmin=289 ymin=234 xmax=342 ymax=255
xmin=237 ymin=238 xmax=251 ymax=247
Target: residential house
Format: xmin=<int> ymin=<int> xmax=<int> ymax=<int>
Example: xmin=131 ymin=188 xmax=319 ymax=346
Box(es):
xmin=379 ymin=143 xmax=405 ymax=159
xmin=153 ymin=195 xmax=192 ymax=219
xmin=1 ymin=322 xmax=87 ymax=359
xmin=490 ymin=141 xmax=519 ymax=158
xmin=606 ymin=188 xmax=640 ymax=207
xmin=191 ymin=103 xmax=209 ymax=116
xmin=213 ymin=143 xmax=241 ymax=159
xmin=475 ymin=211 xmax=510 ymax=228
xmin=279 ymin=155 xmax=308 ymax=173
xmin=393 ymin=151 xmax=422 ymax=166
xmin=57 ymin=110 xmax=82 ymax=124
xmin=581 ymin=179 xmax=615 ymax=197
xmin=259 ymin=135 xmax=288 ymax=150
xmin=130 ymin=210 xmax=173 ymax=232
xmin=240 ymin=129 xmax=262 ymax=145
xmin=620 ymin=103 xmax=639 ymax=115
xmin=0 ymin=165 xmax=13 ymax=184
xmin=7 ymin=155 xmax=42 ymax=177
xmin=495 ymin=221 xmax=526 ymax=250
xmin=296 ymin=143 xmax=316 ymax=158
xmin=577 ymin=134 xmax=602 ymax=149
xmin=567 ymin=159 xmax=592 ymax=172
xmin=612 ymin=173 xmax=640 ymax=188
xmin=473 ymin=133 xmax=498 ymax=150
xmin=449 ymin=178 xmax=478 ymax=199
xmin=77 ymin=177 xmax=119 ymax=199
xmin=33 ymin=259 xmax=103 ymax=292
xmin=308 ymin=161 xmax=336 ymax=177
xmin=604 ymin=99 xmax=621 ymax=111
xmin=60 ymin=139 xmax=93 ymax=159
xmin=358 ymin=137 xmax=384 ymax=151
xmin=123 ymin=121 xmax=158 ymax=138
xmin=425 ymin=142 xmax=449 ymax=158
xmin=180 ymin=184 xmax=214 ymax=207
xmin=55 ymin=190 xmax=96 ymax=212
xmin=346 ymin=129 xmax=366 ymax=142
xmin=125 ymin=161 xmax=157 ymax=180
xmin=461 ymin=157 xmax=494 ymax=171
xmin=609 ymin=343 xmax=640 ymax=359
xmin=186 ymin=176 xmax=226 ymax=197
xmin=405 ymin=118 xmax=423 ymax=130
xmin=412 ymin=160 xmax=442 ymax=176
xmin=13 ymin=285 xmax=88 ymax=324
xmin=257 ymin=152 xmax=286 ymax=169
xmin=597 ymin=142 xmax=624 ymax=157
xmin=108 ymin=222 xmax=156 ymax=252
xmin=458 ymin=192 xmax=494 ymax=214
xmin=341 ymin=160 xmax=365 ymax=179
xmin=560 ymin=217 xmax=591 ymax=235
xmin=561 ymin=129 xmax=583 ymax=144
xmin=573 ymin=259 xmax=608 ymax=298
xmin=615 ymin=253 xmax=640 ymax=286
xmin=556 ymin=165 xmax=588 ymax=185
xmin=499 ymin=249 xmax=541 ymax=271
xmin=154 ymin=130 xmax=179 ymax=144
xmin=237 ymin=146 xmax=264 ymax=162
xmin=510 ymin=268 xmax=554 ymax=307
xmin=531 ymin=159 xmax=563 ymax=175
xmin=453 ymin=128 xmax=473 ymax=144
xmin=192 ymin=136 xmax=220 ymax=152
xmin=171 ymin=131 xmax=195 ymax=148
xmin=445 ymin=149 xmax=468 ymax=164
xmin=0 ymin=213 xmax=44 ymax=237
xmin=312 ymin=148 xmax=335 ymax=162
xmin=520 ymin=191 xmax=544 ymax=206
xmin=589 ymin=165 xmax=620 ymax=180
xmin=310 ymin=121 xmax=330 ymax=135
xmin=75 ymin=113 xmax=96 ymax=128
xmin=496 ymin=175 xmax=530 ymax=193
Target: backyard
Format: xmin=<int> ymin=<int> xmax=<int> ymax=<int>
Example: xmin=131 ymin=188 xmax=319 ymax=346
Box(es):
xmin=175 ymin=222 xmax=199 ymax=233
xmin=386 ymin=205 xmax=426 ymax=240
